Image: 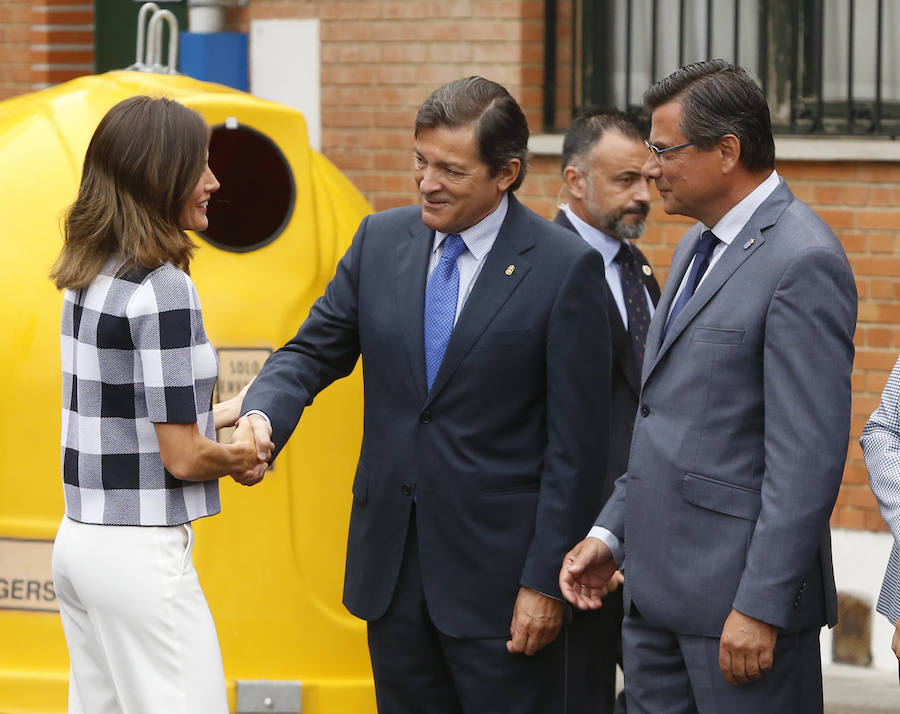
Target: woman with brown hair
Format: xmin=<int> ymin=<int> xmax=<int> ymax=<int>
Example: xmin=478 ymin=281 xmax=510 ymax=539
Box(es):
xmin=49 ymin=95 xmax=270 ymax=713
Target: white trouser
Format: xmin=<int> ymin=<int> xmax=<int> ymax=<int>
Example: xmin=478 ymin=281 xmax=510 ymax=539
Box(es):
xmin=51 ymin=516 xmax=228 ymax=714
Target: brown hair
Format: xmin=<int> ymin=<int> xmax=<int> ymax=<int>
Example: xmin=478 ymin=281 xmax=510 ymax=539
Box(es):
xmin=644 ymin=60 xmax=775 ymax=173
xmin=414 ymin=76 xmax=529 ymax=192
xmin=50 ymin=95 xmax=209 ymax=289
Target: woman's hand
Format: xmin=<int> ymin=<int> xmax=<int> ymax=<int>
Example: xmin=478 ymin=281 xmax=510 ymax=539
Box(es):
xmin=893 ymin=617 xmax=900 ymax=660
xmin=229 ymin=417 xmax=270 ymax=486
xmin=235 ymin=380 xmax=253 ymax=403
xmin=213 ymin=378 xmax=255 ymax=430
xmin=156 ymin=418 xmax=261 ymax=483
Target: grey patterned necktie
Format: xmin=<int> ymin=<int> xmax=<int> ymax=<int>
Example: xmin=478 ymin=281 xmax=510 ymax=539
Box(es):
xmin=614 ymin=242 xmax=651 ymax=362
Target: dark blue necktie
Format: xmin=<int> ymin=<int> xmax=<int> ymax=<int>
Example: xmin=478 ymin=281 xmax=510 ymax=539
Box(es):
xmin=615 ymin=242 xmax=652 ymax=362
xmin=424 ymin=234 xmax=467 ymax=391
xmin=664 ymin=230 xmax=719 ymax=336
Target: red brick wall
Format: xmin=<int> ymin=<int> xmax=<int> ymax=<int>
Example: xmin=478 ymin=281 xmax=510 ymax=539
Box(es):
xmin=547 ymin=0 xmax=575 ymax=133
xmin=30 ymin=0 xmax=93 ymax=87
xmin=232 ymin=0 xmax=900 ymax=534
xmin=780 ymin=161 xmax=900 ymax=532
xmin=247 ymin=0 xmax=545 ymax=211
xmin=2 ymin=0 xmax=897 ymax=532
xmin=0 ymin=0 xmax=94 ymax=99
xmin=0 ymin=0 xmax=31 ymax=99
xmin=524 ymin=158 xmax=900 ymax=533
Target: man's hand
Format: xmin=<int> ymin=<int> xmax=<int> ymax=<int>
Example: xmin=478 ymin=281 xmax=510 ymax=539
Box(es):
xmin=718 ymin=608 xmax=777 ymax=684
xmin=506 ymin=587 xmax=564 ymax=656
xmin=230 ymin=414 xmax=273 ymax=486
xmin=559 ymin=537 xmax=617 ymax=610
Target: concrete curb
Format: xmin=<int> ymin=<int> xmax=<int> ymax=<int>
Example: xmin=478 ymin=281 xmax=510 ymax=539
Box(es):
xmin=824 ymin=663 xmax=897 ymax=713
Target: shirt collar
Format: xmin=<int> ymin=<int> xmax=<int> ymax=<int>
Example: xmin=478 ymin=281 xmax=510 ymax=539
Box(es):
xmin=560 ymin=203 xmax=627 ymax=267
xmin=706 ymin=169 xmax=780 ymax=246
xmin=432 ymin=192 xmax=509 ymax=260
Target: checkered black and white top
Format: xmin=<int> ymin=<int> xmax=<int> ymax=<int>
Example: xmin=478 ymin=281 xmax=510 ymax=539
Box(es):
xmin=862 ymin=354 xmax=900 ymax=623
xmin=60 ymin=257 xmax=220 ymax=526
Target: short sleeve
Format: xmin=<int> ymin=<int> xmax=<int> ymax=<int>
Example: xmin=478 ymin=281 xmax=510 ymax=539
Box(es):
xmin=128 ymin=265 xmax=200 ymax=423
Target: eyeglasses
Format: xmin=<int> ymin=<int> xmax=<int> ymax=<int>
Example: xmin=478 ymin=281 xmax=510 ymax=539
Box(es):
xmin=644 ymin=140 xmax=694 ymax=164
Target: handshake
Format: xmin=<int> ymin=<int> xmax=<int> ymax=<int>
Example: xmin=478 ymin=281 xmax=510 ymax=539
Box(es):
xmin=216 ymin=381 xmax=274 ymax=487
xmin=228 ymin=414 xmax=275 ymax=486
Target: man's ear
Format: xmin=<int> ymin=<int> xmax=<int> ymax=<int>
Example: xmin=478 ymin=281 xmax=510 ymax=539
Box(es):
xmin=562 ymin=165 xmax=587 ymax=200
xmin=496 ymin=158 xmax=522 ymax=192
xmin=718 ymin=134 xmax=741 ymax=174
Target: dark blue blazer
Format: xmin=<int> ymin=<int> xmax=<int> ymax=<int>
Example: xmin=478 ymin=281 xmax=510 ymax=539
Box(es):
xmin=554 ymin=210 xmax=660 ymax=504
xmin=244 ymin=193 xmax=612 ymax=638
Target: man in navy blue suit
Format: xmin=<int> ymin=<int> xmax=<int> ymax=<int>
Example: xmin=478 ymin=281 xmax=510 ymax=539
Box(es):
xmin=239 ymin=77 xmax=611 ymax=713
xmin=555 ymin=109 xmax=660 ymax=714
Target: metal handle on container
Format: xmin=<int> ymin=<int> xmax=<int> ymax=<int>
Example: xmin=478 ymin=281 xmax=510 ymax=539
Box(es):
xmin=128 ymin=2 xmax=159 ymax=70
xmin=129 ymin=3 xmax=179 ymax=74
xmin=146 ymin=8 xmax=179 ymax=74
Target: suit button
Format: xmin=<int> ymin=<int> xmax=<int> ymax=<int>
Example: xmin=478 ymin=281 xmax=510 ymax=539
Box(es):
xmin=420 ymin=411 xmax=432 ymax=424
xmin=401 ymin=484 xmax=412 ymax=496
xmin=640 ymin=405 xmax=650 ymax=417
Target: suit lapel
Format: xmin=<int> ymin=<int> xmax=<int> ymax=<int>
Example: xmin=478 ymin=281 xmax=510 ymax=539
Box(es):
xmin=553 ymin=210 xmax=575 ymax=232
xmin=633 ymin=247 xmax=661 ymax=305
xmin=644 ymin=180 xmax=795 ymax=382
xmin=604 ymin=287 xmax=639 ymax=395
xmin=643 ymin=230 xmax=698 ymax=373
xmin=657 ymin=229 xmax=767 ymax=356
xmin=628 ymin=246 xmax=660 ymax=394
xmin=396 ymin=220 xmax=433 ymax=403
xmin=555 ymin=209 xmax=646 ymax=396
xmin=424 ymin=195 xmax=534 ymax=405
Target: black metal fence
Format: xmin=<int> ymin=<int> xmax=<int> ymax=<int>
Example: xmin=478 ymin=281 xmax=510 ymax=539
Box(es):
xmin=544 ymin=0 xmax=900 ymax=137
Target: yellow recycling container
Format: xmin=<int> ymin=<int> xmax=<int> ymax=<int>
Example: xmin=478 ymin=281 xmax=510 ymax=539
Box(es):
xmin=0 ymin=70 xmax=376 ymax=713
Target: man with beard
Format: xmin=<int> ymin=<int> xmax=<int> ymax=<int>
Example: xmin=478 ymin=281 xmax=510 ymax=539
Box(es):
xmin=554 ymin=109 xmax=660 ymax=714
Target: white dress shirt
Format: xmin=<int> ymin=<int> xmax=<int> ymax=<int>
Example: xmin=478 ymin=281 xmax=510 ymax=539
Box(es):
xmin=560 ymin=203 xmax=655 ymax=329
xmin=665 ymin=170 xmax=781 ymax=322
xmin=429 ymin=192 xmax=508 ymax=323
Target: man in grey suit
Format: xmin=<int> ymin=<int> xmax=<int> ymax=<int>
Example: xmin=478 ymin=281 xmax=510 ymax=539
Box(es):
xmin=559 ymin=60 xmax=857 ymax=713
xmin=554 ymin=109 xmax=660 ymax=714
xmin=238 ymin=77 xmax=611 ymax=713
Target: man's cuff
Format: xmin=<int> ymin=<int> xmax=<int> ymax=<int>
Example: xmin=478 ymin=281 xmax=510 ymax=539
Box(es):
xmin=587 ymin=526 xmax=624 ymax=567
xmin=241 ymin=409 xmax=271 ymax=428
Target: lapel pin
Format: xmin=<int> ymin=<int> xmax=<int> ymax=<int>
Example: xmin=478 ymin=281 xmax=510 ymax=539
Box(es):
xmin=743 ymin=238 xmax=756 ymax=250
xmin=505 ymin=265 xmax=516 ymax=276
xmin=642 ymin=264 xmax=653 ymax=277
